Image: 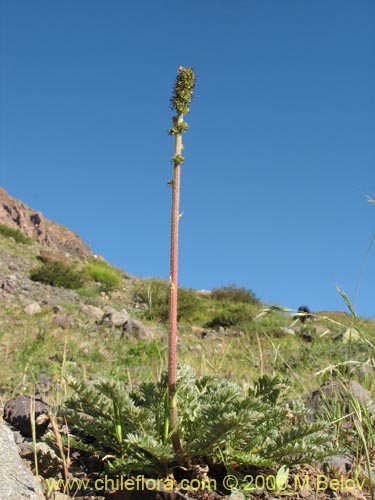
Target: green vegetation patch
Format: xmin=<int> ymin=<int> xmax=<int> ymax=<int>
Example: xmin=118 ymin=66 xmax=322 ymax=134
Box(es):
xmin=29 ymin=261 xmax=83 ymax=289
xmin=83 ymin=259 xmax=122 ymax=291
xmin=0 ymin=224 xmax=33 ymax=244
xmin=134 ymin=278 xmax=203 ymax=324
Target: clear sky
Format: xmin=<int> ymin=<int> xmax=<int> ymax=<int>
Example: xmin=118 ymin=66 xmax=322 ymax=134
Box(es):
xmin=1 ymin=0 xmax=374 ymax=317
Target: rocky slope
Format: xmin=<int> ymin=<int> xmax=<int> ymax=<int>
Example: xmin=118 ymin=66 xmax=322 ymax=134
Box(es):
xmin=0 ymin=187 xmax=92 ymax=258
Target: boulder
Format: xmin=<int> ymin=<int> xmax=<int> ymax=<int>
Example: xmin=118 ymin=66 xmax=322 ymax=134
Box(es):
xmin=19 ymin=441 xmax=63 ymax=478
xmin=24 ymin=302 xmax=42 ymax=315
xmin=123 ymin=319 xmax=154 ymax=340
xmin=279 ymin=327 xmax=296 ymax=336
xmin=304 ymin=380 xmax=374 ymax=419
xmin=0 ymin=424 xmax=45 ymax=500
xmin=110 ymin=309 xmax=130 ymax=327
xmin=53 ymin=312 xmax=73 ymax=329
xmin=321 ymin=454 xmax=353 ymax=474
xmin=349 ymin=362 xmax=375 ymax=382
xmin=81 ymin=304 xmax=104 ymax=322
xmin=2 ymin=278 xmax=18 ymax=293
xmin=342 ymin=327 xmax=361 ymax=344
xmin=3 ymin=395 xmax=50 ymax=437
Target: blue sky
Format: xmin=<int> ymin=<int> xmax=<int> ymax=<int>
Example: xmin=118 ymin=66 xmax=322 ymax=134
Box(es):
xmin=1 ymin=0 xmax=374 ymax=317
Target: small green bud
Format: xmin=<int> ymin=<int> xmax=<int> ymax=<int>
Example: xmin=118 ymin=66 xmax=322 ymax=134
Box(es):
xmin=172 ymin=154 xmax=184 ymax=165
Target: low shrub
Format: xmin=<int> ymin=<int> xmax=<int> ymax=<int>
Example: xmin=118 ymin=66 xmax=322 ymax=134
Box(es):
xmin=83 ymin=260 xmax=122 ymax=291
xmin=29 ymin=261 xmax=83 ymax=289
xmin=205 ymin=302 xmax=254 ymax=328
xmin=210 ymin=284 xmax=259 ymax=304
xmin=0 ymin=224 xmax=32 ymax=244
xmin=134 ymin=279 xmax=202 ymax=323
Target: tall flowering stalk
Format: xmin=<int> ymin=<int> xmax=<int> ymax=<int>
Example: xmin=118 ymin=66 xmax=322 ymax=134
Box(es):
xmin=167 ymin=66 xmax=196 ymax=455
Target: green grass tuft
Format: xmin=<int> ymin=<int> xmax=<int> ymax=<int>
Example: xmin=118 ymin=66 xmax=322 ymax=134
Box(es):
xmin=83 ymin=260 xmax=122 ymax=291
xmin=0 ymin=224 xmax=33 ymax=244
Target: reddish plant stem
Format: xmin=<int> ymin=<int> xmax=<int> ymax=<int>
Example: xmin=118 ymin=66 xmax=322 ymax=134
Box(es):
xmin=168 ymin=114 xmax=183 ymax=456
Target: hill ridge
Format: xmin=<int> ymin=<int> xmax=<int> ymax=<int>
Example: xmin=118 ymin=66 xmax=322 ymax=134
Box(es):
xmin=0 ymin=187 xmax=92 ymax=258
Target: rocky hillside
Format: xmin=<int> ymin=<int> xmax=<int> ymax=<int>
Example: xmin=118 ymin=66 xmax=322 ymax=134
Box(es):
xmin=0 ymin=187 xmax=92 ymax=258
xmin=1 ymin=189 xmax=375 ymax=500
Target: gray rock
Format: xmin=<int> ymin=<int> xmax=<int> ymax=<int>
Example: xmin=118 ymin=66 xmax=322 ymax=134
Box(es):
xmin=103 ymin=305 xmax=116 ymax=315
xmin=53 ymin=312 xmax=72 ymax=329
xmin=36 ymin=371 xmax=53 ymax=395
xmin=189 ymin=344 xmax=202 ymax=352
xmin=227 ymin=492 xmax=246 ymax=500
xmin=0 ymin=424 xmax=45 ymax=499
xmin=110 ymin=309 xmax=130 ymax=327
xmin=201 ymin=330 xmax=216 ymax=340
xmin=279 ymin=327 xmax=296 ymax=336
xmin=349 ymin=362 xmax=375 ymax=382
xmin=3 ymin=395 xmax=50 ymax=437
xmin=80 ymin=304 xmax=104 ymax=322
xmin=313 ymin=325 xmax=331 ymax=336
xmin=123 ymin=319 xmax=154 ymax=340
xmin=24 ymin=302 xmax=42 ymax=315
xmin=53 ymin=493 xmax=71 ymax=500
xmin=305 ymin=380 xmax=374 ymax=419
xmin=2 ymin=278 xmax=18 ymax=293
xmin=342 ymin=327 xmax=361 ymax=344
xmin=322 ymin=454 xmax=353 ymax=474
xmin=19 ymin=441 xmax=63 ymax=478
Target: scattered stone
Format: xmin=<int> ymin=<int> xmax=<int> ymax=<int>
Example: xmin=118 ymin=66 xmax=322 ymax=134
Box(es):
xmin=0 ymin=424 xmax=45 ymax=500
xmin=81 ymin=304 xmax=104 ymax=322
xmin=191 ymin=325 xmax=205 ymax=336
xmin=301 ymin=331 xmax=313 ymax=342
xmin=322 ymin=454 xmax=353 ymax=474
xmin=2 ymin=278 xmax=18 ymax=293
xmin=3 ymin=395 xmax=50 ymax=437
xmin=216 ymin=327 xmax=226 ymax=338
xmin=298 ymin=490 xmax=312 ymax=499
xmin=53 ymin=312 xmax=72 ymax=329
xmin=342 ymin=327 xmax=361 ymax=344
xmin=101 ymin=307 xmax=130 ymax=327
xmin=201 ymin=330 xmax=216 ymax=340
xmin=313 ymin=325 xmax=331 ymax=336
xmin=123 ymin=319 xmax=154 ymax=340
xmin=305 ymin=380 xmax=374 ymax=418
xmin=103 ymin=305 xmax=116 ymax=315
xmin=279 ymin=327 xmax=296 ymax=336
xmin=189 ymin=344 xmax=202 ymax=352
xmin=349 ymin=362 xmax=375 ymax=382
xmin=53 ymin=493 xmax=73 ymax=500
xmin=227 ymin=492 xmax=245 ymax=500
xmin=24 ymin=302 xmax=42 ymax=315
xmin=20 ymin=441 xmax=63 ymax=477
xmin=110 ymin=309 xmax=130 ymax=327
xmin=106 ymin=481 xmax=188 ymax=500
xmin=133 ymin=301 xmax=148 ymax=310
xmin=36 ymin=371 xmax=53 ymax=395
